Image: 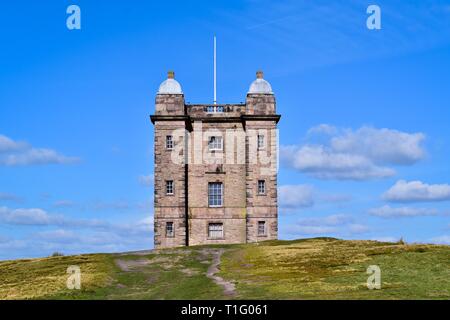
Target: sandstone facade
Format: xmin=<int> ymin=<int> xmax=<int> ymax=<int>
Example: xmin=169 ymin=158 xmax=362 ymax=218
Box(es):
xmin=151 ymin=72 xmax=280 ymax=248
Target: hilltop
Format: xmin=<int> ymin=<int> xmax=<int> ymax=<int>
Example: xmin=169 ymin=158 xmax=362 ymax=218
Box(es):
xmin=1 ymin=238 xmax=449 ymax=300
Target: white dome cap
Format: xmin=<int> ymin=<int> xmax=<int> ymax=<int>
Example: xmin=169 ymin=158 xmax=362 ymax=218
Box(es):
xmin=158 ymin=71 xmax=183 ymax=94
xmin=248 ymin=71 xmax=273 ymax=94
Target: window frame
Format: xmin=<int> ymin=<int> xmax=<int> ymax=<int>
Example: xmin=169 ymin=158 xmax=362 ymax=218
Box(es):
xmin=206 ymin=105 xmax=224 ymax=113
xmin=208 ymin=222 xmax=224 ymax=239
xmin=258 ymin=221 xmax=266 ymax=236
xmin=257 ymin=134 xmax=265 ymax=150
xmin=166 ymin=180 xmax=174 ymax=195
xmin=258 ymin=180 xmax=266 ymax=195
xmin=166 ymin=135 xmax=174 ymax=150
xmin=208 ymin=182 xmax=223 ymax=207
xmin=166 ymin=221 xmax=175 ymax=238
xmin=208 ymin=136 xmax=223 ymax=151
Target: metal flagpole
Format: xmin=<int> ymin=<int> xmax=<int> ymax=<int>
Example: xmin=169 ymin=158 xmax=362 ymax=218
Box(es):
xmin=214 ymin=35 xmax=217 ymax=105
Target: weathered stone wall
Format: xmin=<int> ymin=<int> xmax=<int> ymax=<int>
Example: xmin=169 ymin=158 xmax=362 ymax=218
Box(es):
xmin=244 ymin=92 xmax=278 ymax=242
xmin=187 ymin=104 xmax=245 ymax=118
xmin=153 ymin=94 xmax=187 ymax=248
xmin=155 ymin=94 xmax=185 ymax=115
xmin=187 ymin=121 xmax=247 ymax=245
xmin=152 ymin=91 xmax=279 ymax=248
xmin=245 ymin=94 xmax=276 ymax=115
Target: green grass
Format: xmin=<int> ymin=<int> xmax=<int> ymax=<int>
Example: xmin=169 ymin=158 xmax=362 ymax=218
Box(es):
xmin=219 ymin=238 xmax=450 ymax=299
xmin=0 ymin=238 xmax=449 ymax=300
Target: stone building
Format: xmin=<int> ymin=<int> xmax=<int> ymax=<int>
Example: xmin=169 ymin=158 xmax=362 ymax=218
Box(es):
xmin=150 ymin=71 xmax=280 ymax=248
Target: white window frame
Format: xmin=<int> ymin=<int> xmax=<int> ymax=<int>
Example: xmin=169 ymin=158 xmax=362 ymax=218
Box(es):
xmin=208 ymin=182 xmax=223 ymax=207
xmin=207 ymin=105 xmax=224 ymax=113
xmin=258 ymin=180 xmax=266 ymax=195
xmin=208 ymin=136 xmax=223 ymax=151
xmin=257 ymin=134 xmax=265 ymax=150
xmin=166 ymin=180 xmax=174 ymax=195
xmin=208 ymin=223 xmax=224 ymax=239
xmin=258 ymin=221 xmax=266 ymax=236
xmin=166 ymin=135 xmax=174 ymax=150
xmin=166 ymin=221 xmax=174 ymax=237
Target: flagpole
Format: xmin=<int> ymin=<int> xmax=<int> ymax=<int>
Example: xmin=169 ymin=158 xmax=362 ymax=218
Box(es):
xmin=214 ymin=35 xmax=217 ymax=105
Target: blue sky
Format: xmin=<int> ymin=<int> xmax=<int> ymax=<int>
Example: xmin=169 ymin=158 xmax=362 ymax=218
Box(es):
xmin=1 ymin=0 xmax=450 ymax=260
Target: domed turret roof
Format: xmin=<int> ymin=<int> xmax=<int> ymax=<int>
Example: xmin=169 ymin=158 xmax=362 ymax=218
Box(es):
xmin=158 ymin=71 xmax=183 ymax=94
xmin=248 ymin=71 xmax=273 ymax=94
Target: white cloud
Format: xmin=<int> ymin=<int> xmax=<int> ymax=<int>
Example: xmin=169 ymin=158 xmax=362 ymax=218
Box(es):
xmin=430 ymin=235 xmax=450 ymax=245
xmin=330 ymin=127 xmax=425 ymax=165
xmin=0 ymin=206 xmax=154 ymax=260
xmin=369 ymin=205 xmax=437 ymax=218
xmin=138 ymin=174 xmax=154 ymax=187
xmin=282 ymin=214 xmax=369 ymax=237
xmin=0 ymin=134 xmax=79 ymax=166
xmin=0 ymin=135 xmax=26 ymax=152
xmin=279 ymin=185 xmax=314 ymax=209
xmin=0 ymin=206 xmax=58 ymax=225
xmin=383 ymin=180 xmax=450 ymax=202
xmin=0 ymin=206 xmax=153 ymax=235
xmin=307 ymin=124 xmax=337 ymax=136
xmin=281 ymin=145 xmax=395 ymax=180
xmin=281 ymin=126 xmax=425 ymax=180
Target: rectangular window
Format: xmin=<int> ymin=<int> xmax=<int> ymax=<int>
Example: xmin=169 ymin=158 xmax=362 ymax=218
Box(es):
xmin=207 ymin=106 xmax=224 ymax=113
xmin=257 ymin=134 xmax=265 ymax=149
xmin=208 ymin=182 xmax=223 ymax=207
xmin=166 ymin=180 xmax=174 ymax=195
xmin=166 ymin=222 xmax=174 ymax=237
xmin=208 ymin=136 xmax=223 ymax=151
xmin=166 ymin=135 xmax=173 ymax=149
xmin=208 ymin=223 xmax=223 ymax=239
xmin=258 ymin=221 xmax=266 ymax=236
xmin=258 ymin=180 xmax=266 ymax=195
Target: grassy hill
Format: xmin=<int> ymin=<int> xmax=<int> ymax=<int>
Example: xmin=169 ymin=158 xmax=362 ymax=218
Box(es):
xmin=1 ymin=238 xmax=449 ymax=300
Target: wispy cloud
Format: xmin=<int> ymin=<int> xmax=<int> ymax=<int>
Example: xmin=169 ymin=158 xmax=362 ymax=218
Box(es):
xmin=369 ymin=205 xmax=438 ymax=218
xmin=0 ymin=134 xmax=79 ymax=166
xmin=138 ymin=174 xmax=154 ymax=187
xmin=279 ymin=185 xmax=314 ymax=209
xmin=0 ymin=206 xmax=154 ymax=260
xmin=430 ymin=235 xmax=450 ymax=245
xmin=0 ymin=192 xmax=23 ymax=203
xmin=282 ymin=214 xmax=369 ymax=237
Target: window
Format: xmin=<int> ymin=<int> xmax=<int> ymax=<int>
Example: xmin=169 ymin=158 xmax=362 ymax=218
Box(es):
xmin=258 ymin=180 xmax=266 ymax=195
xmin=207 ymin=105 xmax=224 ymax=113
xmin=166 ymin=222 xmax=174 ymax=237
xmin=166 ymin=180 xmax=174 ymax=195
xmin=258 ymin=221 xmax=266 ymax=236
xmin=208 ymin=136 xmax=223 ymax=151
xmin=208 ymin=223 xmax=223 ymax=239
xmin=257 ymin=134 xmax=265 ymax=149
xmin=208 ymin=182 xmax=223 ymax=207
xmin=166 ymin=135 xmax=173 ymax=149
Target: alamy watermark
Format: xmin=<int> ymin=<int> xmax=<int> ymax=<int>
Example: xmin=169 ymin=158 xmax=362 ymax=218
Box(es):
xmin=67 ymin=265 xmax=81 ymax=290
xmin=66 ymin=5 xmax=81 ymax=30
xmin=366 ymin=265 xmax=381 ymax=290
xmin=367 ymin=5 xmax=381 ymax=30
xmin=166 ymin=125 xmax=279 ymax=176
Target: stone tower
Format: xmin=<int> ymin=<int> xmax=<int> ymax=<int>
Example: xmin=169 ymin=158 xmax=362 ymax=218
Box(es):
xmin=151 ymin=71 xmax=280 ymax=248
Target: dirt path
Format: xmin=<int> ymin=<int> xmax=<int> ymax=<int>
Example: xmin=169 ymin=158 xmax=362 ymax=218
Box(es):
xmin=206 ymin=249 xmax=236 ymax=297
